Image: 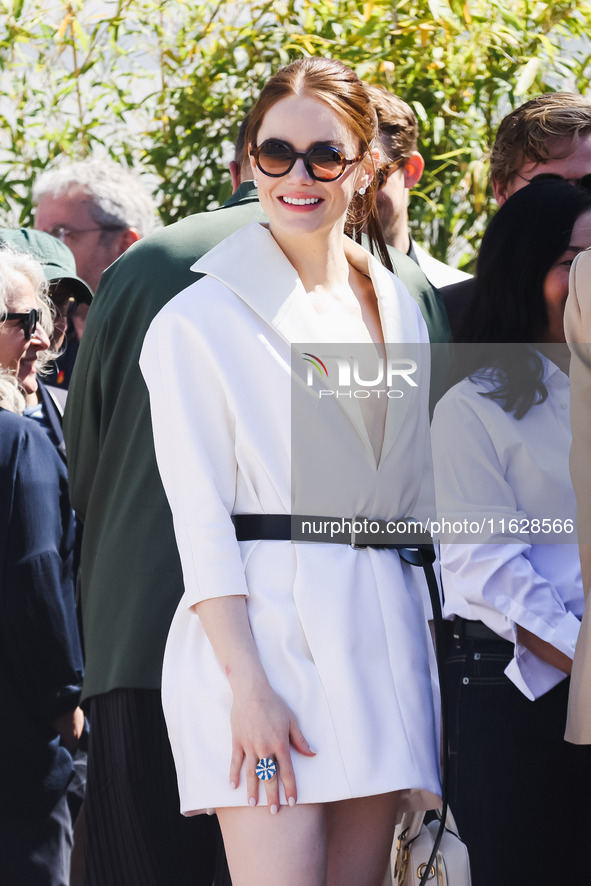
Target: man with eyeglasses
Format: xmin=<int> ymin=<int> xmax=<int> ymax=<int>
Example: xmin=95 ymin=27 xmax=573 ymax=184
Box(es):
xmin=442 ymin=91 xmax=591 ymax=339
xmin=33 ymin=158 xmax=159 ymax=293
xmin=365 ymin=84 xmax=472 ymax=289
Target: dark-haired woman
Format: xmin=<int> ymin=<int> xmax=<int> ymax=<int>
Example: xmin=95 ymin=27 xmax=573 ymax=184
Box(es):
xmin=431 ymin=177 xmax=591 ymax=886
xmin=140 ymin=57 xmax=440 ymax=886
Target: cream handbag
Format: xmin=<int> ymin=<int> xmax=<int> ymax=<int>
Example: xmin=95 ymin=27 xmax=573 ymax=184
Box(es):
xmin=391 ymin=808 xmax=472 ymax=885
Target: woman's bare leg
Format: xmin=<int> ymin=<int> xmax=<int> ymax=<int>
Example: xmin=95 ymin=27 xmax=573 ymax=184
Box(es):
xmin=217 ymin=804 xmax=327 ymax=886
xmin=325 ymin=793 xmax=400 ymax=886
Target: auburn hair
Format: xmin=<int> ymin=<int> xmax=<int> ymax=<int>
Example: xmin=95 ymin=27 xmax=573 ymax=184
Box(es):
xmin=244 ymin=57 xmax=392 ymax=271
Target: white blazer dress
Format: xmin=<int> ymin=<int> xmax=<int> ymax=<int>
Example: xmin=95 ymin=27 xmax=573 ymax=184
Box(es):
xmin=140 ymin=222 xmax=441 ymax=815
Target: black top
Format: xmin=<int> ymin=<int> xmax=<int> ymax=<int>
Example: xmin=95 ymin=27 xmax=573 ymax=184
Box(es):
xmin=0 ymin=408 xmax=83 ymax=816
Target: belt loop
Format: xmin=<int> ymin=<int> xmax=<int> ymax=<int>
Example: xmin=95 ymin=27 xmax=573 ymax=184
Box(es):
xmin=452 ymin=616 xmax=465 ymax=649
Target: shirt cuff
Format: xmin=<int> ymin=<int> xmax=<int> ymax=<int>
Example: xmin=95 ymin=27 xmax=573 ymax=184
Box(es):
xmin=495 ymin=601 xmax=580 ymax=659
xmin=504 ymin=649 xmax=568 ymax=700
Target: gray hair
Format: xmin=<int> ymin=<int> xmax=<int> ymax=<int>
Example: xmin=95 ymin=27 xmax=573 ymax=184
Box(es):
xmin=0 ymin=245 xmax=54 ymax=374
xmin=0 ymin=367 xmax=25 ymax=413
xmin=33 ymin=158 xmax=160 ymax=239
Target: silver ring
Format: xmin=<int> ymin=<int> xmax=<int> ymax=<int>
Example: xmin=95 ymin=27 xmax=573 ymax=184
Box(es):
xmin=255 ymin=757 xmax=277 ymax=781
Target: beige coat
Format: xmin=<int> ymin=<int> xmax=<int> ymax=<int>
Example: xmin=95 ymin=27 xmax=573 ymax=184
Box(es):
xmin=565 ymin=248 xmax=591 ymax=743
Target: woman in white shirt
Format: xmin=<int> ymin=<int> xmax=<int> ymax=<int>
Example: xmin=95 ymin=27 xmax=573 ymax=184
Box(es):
xmin=431 ymin=176 xmax=591 ymax=886
xmin=140 ymin=58 xmax=440 ymax=886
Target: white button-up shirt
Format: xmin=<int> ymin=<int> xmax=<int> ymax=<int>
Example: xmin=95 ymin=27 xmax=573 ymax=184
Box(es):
xmin=431 ymin=354 xmax=583 ymax=699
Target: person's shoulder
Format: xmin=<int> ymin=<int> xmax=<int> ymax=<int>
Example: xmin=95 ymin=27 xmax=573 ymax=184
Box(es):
xmin=0 ymin=407 xmax=43 ymax=438
xmin=117 ymin=200 xmax=261 ymax=262
xmin=413 ymin=241 xmax=472 ymax=288
xmin=440 ymin=276 xmax=476 ymax=304
xmin=92 ymin=191 xmax=264 ymax=308
xmin=386 ymin=244 xmax=431 ymax=293
xmin=0 ymin=407 xmax=27 ymax=437
xmin=0 ymin=408 xmax=59 ymax=466
xmin=433 ymin=374 xmax=492 ymax=417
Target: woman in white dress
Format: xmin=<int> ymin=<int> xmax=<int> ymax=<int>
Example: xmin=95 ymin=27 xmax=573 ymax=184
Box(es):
xmin=140 ymin=57 xmax=440 ymax=886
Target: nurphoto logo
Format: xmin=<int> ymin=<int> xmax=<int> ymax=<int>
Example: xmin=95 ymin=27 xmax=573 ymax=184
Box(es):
xmin=303 ymin=351 xmax=418 ymax=399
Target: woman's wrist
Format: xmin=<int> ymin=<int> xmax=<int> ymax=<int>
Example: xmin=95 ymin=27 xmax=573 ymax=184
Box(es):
xmin=226 ymin=658 xmax=270 ymax=697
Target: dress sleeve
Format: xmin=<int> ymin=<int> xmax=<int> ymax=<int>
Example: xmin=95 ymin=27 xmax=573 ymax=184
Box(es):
xmin=140 ymin=289 xmax=250 ymax=608
xmin=431 ymin=386 xmax=579 ymax=700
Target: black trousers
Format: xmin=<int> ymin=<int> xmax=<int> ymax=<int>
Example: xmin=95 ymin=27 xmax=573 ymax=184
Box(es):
xmin=0 ymin=792 xmax=72 ymax=886
xmin=446 ymin=636 xmax=591 ymax=886
xmin=83 ymin=689 xmax=232 ymax=886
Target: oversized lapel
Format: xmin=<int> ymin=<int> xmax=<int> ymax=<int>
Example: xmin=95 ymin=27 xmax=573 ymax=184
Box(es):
xmin=192 ymin=223 xmax=426 ymax=464
xmin=192 ymin=223 xmax=374 ymax=455
xmin=191 ymin=222 xmax=320 ymax=342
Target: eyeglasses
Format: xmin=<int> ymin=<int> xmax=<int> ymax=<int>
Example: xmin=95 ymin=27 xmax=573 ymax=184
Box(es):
xmin=2 ymin=308 xmax=39 ymax=340
xmin=250 ymin=139 xmax=364 ymax=182
xmin=515 ymin=171 xmax=591 ymax=192
xmin=46 ymin=224 xmax=126 ymax=242
xmin=376 ymin=159 xmax=404 ymax=190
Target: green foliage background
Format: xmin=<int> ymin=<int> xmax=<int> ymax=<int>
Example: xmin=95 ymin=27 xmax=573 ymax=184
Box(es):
xmin=1 ymin=0 xmax=591 ymax=269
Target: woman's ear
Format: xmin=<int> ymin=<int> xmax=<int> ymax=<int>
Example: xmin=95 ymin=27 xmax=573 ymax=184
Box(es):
xmin=248 ymin=144 xmax=258 ymax=181
xmin=359 ymin=148 xmax=380 ymax=191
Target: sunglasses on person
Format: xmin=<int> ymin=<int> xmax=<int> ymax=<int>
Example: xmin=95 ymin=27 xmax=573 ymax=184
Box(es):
xmin=250 ymin=139 xmax=364 ymax=182
xmin=2 ymin=308 xmax=39 ymax=340
xmin=515 ymin=171 xmax=591 ymax=191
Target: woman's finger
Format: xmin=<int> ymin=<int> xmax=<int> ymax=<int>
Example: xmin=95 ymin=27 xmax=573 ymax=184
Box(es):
xmin=229 ymin=742 xmax=244 ymax=791
xmin=246 ymin=755 xmax=260 ymax=807
xmin=289 ymin=720 xmax=316 ymax=758
xmin=261 ymin=756 xmax=281 ymax=813
xmin=275 ymin=744 xmax=297 ymax=807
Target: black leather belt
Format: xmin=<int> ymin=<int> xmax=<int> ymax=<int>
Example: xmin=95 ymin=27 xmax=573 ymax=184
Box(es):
xmin=451 ymin=616 xmax=513 ymax=649
xmin=231 ymin=513 xmax=433 ymax=550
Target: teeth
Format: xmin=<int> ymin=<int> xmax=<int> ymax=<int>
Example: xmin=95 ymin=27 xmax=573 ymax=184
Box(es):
xmin=282 ymin=197 xmax=320 ymax=205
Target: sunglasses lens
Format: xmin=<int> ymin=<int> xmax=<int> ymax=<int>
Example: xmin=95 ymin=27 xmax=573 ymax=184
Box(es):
xmin=579 ymin=174 xmax=591 ymax=192
xmin=308 ymin=146 xmax=345 ymax=181
xmin=257 ymin=140 xmax=294 ymax=176
xmin=28 ymin=310 xmax=37 ymax=339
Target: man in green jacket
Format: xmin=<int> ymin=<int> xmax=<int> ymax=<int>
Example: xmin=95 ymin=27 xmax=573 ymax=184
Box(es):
xmin=64 ymin=134 xmax=449 ymax=886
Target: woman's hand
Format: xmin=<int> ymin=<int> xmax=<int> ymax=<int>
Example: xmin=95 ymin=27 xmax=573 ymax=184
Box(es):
xmin=52 ymin=705 xmax=85 ymax=753
xmin=229 ymin=673 xmax=315 ymax=813
xmin=193 ymin=594 xmax=315 ymax=813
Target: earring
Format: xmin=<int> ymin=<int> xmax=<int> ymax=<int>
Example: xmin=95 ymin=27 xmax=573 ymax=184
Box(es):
xmin=359 ymin=186 xmax=367 ymax=196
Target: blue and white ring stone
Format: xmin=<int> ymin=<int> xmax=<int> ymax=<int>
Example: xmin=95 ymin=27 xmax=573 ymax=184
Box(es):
xmin=256 ymin=757 xmax=277 ymax=781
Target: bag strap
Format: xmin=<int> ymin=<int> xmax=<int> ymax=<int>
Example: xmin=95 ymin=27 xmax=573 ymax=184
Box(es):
xmin=399 ymin=545 xmax=448 ymax=886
